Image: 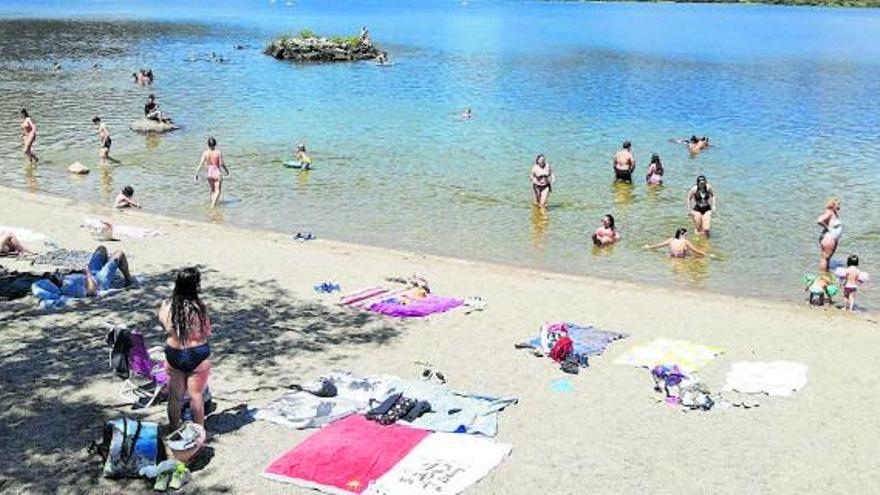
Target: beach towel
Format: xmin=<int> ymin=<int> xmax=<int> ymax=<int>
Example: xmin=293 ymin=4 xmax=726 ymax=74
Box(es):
xmin=525 ymin=322 xmax=627 ymax=365
xmin=388 ymin=379 xmax=517 ymax=437
xmin=363 ymin=432 xmax=511 ymax=495
xmin=254 ymin=371 xmax=515 ymax=437
xmin=614 ymin=337 xmax=724 ymax=373
xmin=263 ymin=415 xmax=430 ymax=494
xmin=0 ymin=225 xmax=46 ymax=243
xmin=252 ymin=372 xmax=395 ymax=429
xmin=342 ymin=286 xmax=463 ymax=318
xmin=112 ymin=225 xmax=162 ymax=239
xmin=723 ymin=361 xmax=808 ymax=397
xmin=368 ymin=295 xmax=463 ymax=318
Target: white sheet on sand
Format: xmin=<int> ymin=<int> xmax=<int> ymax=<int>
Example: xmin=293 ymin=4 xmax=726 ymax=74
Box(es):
xmin=723 ymin=361 xmax=808 ymax=397
xmin=83 ymin=217 xmax=161 ymax=239
xmin=251 ymin=371 xmax=396 ymax=429
xmin=614 ymin=337 xmax=724 ymax=373
xmin=364 ymin=433 xmax=511 ymax=495
xmin=0 ymin=225 xmax=46 ymax=243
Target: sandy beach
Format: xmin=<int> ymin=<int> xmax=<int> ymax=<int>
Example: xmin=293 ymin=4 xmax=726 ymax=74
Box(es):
xmin=1 ymin=185 xmax=879 ymax=494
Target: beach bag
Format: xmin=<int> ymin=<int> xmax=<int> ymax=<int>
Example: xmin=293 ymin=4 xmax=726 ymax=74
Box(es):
xmin=539 ymin=322 xmax=568 ymax=354
xmin=366 ymin=393 xmax=417 ymax=425
xmin=89 ymin=417 xmax=159 ymax=478
xmin=549 ymin=336 xmax=574 ymax=363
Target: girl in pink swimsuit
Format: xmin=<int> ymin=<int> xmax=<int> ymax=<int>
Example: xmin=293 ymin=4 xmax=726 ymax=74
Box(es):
xmin=194 ymin=137 xmax=229 ymax=208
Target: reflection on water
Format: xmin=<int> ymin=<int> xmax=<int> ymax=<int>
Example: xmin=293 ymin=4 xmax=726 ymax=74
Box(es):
xmin=529 ymin=204 xmax=549 ymax=251
xmin=0 ymin=2 xmax=879 ymax=308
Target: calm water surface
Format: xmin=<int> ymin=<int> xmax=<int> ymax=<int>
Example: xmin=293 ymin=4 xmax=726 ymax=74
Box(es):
xmin=1 ymin=0 xmax=879 ymax=308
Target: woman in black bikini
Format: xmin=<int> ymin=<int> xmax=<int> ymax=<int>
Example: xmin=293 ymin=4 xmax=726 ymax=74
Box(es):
xmin=159 ymin=267 xmax=213 ymax=430
xmin=530 ymin=154 xmax=554 ymax=208
xmin=687 ymin=175 xmax=716 ymax=237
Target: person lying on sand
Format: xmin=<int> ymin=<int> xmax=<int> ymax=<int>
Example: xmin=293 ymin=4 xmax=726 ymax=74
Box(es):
xmin=643 ymin=228 xmax=706 ymax=258
xmin=115 ymin=186 xmax=141 ymax=209
xmin=31 ymin=245 xmax=133 ymax=300
xmin=0 ymin=232 xmax=33 ymax=257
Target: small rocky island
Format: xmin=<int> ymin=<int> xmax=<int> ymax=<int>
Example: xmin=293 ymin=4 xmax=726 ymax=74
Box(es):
xmin=264 ymin=29 xmax=382 ymax=63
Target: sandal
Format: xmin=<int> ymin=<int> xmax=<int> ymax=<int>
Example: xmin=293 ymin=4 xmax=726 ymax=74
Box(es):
xmin=168 ymin=463 xmax=191 ymax=490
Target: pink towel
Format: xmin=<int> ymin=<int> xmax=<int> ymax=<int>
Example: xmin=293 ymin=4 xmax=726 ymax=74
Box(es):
xmin=263 ymin=415 xmax=430 ymax=494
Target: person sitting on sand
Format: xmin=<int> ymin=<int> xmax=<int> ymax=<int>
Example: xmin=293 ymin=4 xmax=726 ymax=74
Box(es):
xmin=592 ymin=214 xmax=620 ymax=247
xmin=144 ymin=94 xmax=171 ymax=123
xmin=294 ymin=143 xmax=312 ymax=170
xmin=0 ymin=232 xmax=33 ymax=257
xmin=613 ymin=141 xmax=635 ymax=183
xmin=31 ymin=245 xmax=133 ymax=301
xmin=645 ymin=153 xmax=664 ymax=186
xmin=643 ymin=228 xmax=707 ymax=258
xmin=92 ymin=116 xmax=112 ymax=164
xmin=687 ymin=175 xmax=716 ymax=237
xmin=160 ymin=267 xmax=213 ymax=430
xmin=195 ymin=137 xmax=230 ymax=208
xmin=530 ymin=154 xmax=554 ymax=209
xmin=115 ymin=186 xmax=141 ymax=209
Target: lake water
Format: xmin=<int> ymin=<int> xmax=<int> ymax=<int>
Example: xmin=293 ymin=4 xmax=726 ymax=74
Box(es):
xmin=1 ymin=0 xmax=879 ymax=308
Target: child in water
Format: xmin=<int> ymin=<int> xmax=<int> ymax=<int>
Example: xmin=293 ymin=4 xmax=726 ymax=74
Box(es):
xmin=803 ymin=273 xmax=836 ymax=307
xmin=115 ymin=186 xmax=141 ymax=209
xmin=837 ymin=254 xmax=869 ymax=312
xmin=295 ymin=144 xmax=312 ymax=170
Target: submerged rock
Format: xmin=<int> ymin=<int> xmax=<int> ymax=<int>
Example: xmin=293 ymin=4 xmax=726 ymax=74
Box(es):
xmin=130 ymin=118 xmax=180 ymax=134
xmin=264 ymin=34 xmax=380 ymax=63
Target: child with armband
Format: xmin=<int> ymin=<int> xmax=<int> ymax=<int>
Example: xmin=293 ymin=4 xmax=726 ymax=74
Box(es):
xmin=803 ymin=273 xmax=838 ymax=307
xmin=835 ymin=254 xmax=870 ymax=312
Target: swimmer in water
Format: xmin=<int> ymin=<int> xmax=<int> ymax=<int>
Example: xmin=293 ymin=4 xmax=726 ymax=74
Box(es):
xmin=591 ymin=214 xmax=620 ymax=247
xmin=643 ymin=228 xmax=707 ymax=258
xmin=462 ymin=108 xmax=472 ymax=120
xmin=115 ymin=185 xmax=141 ymax=209
xmin=687 ymin=175 xmax=716 ymax=237
xmin=816 ymin=197 xmax=842 ymax=273
xmin=613 ymin=141 xmax=635 ymax=183
xmin=294 ymin=143 xmax=312 ymax=170
xmin=194 ymin=137 xmax=230 ymax=208
xmin=375 ymin=51 xmax=389 ymax=65
xmin=645 ymin=153 xmax=664 ymax=186
xmin=19 ymin=109 xmax=38 ymax=165
xmin=530 ymin=154 xmax=554 ymax=209
xmin=687 ymin=135 xmax=710 ymax=155
xmin=92 ymin=116 xmax=112 ymax=164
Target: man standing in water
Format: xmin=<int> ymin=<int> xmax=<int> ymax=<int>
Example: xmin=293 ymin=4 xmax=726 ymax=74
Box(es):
xmin=613 ymin=141 xmax=635 ymax=182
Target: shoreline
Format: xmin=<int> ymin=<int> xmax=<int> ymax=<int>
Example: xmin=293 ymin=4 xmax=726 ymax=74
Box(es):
xmin=3 ymin=183 xmax=880 ymax=494
xmin=1 ymin=184 xmax=866 ymax=320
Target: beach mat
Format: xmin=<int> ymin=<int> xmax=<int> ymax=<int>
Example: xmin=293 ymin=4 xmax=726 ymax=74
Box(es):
xmin=723 ymin=361 xmax=808 ymax=397
xmin=263 ymin=414 xmax=511 ymax=495
xmin=363 ymin=432 xmax=511 ymax=495
xmin=614 ymin=337 xmax=724 ymax=373
xmin=341 ymin=286 xmax=463 ymax=318
xmin=263 ymin=415 xmax=429 ymax=494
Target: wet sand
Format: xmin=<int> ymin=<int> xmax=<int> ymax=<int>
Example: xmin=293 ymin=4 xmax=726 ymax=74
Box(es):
xmin=0 ymin=185 xmax=878 ymax=494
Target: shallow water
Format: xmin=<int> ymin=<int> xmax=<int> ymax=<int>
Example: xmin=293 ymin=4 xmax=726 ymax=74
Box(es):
xmin=1 ymin=0 xmax=879 ymax=308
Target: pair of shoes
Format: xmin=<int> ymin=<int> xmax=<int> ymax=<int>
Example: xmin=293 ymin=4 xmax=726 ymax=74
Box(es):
xmin=292 ymin=232 xmax=315 ymax=241
xmin=420 ymin=367 xmax=446 ymax=384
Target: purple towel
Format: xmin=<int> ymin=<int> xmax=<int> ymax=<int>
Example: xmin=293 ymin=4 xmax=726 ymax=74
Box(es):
xmin=368 ymin=295 xmax=463 ymax=318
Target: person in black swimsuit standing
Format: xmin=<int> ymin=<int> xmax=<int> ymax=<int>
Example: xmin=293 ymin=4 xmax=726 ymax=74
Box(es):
xmin=687 ymin=175 xmax=716 ymax=237
xmin=613 ymin=141 xmax=635 ymax=182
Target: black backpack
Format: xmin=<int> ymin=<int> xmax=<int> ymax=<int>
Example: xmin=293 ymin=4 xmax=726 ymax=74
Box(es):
xmin=106 ymin=325 xmax=132 ymax=379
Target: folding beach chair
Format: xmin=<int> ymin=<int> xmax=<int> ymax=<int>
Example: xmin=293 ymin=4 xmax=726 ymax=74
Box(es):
xmin=117 ymin=328 xmax=168 ymax=409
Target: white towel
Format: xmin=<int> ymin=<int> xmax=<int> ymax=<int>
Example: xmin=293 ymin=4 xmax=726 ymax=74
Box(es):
xmin=723 ymin=361 xmax=808 ymax=397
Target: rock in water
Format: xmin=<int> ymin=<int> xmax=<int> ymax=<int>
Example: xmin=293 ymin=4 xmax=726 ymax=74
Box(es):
xmin=68 ymin=162 xmax=89 ymax=174
xmin=130 ymin=118 xmax=180 ymax=134
xmin=264 ymin=34 xmax=380 ymax=63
